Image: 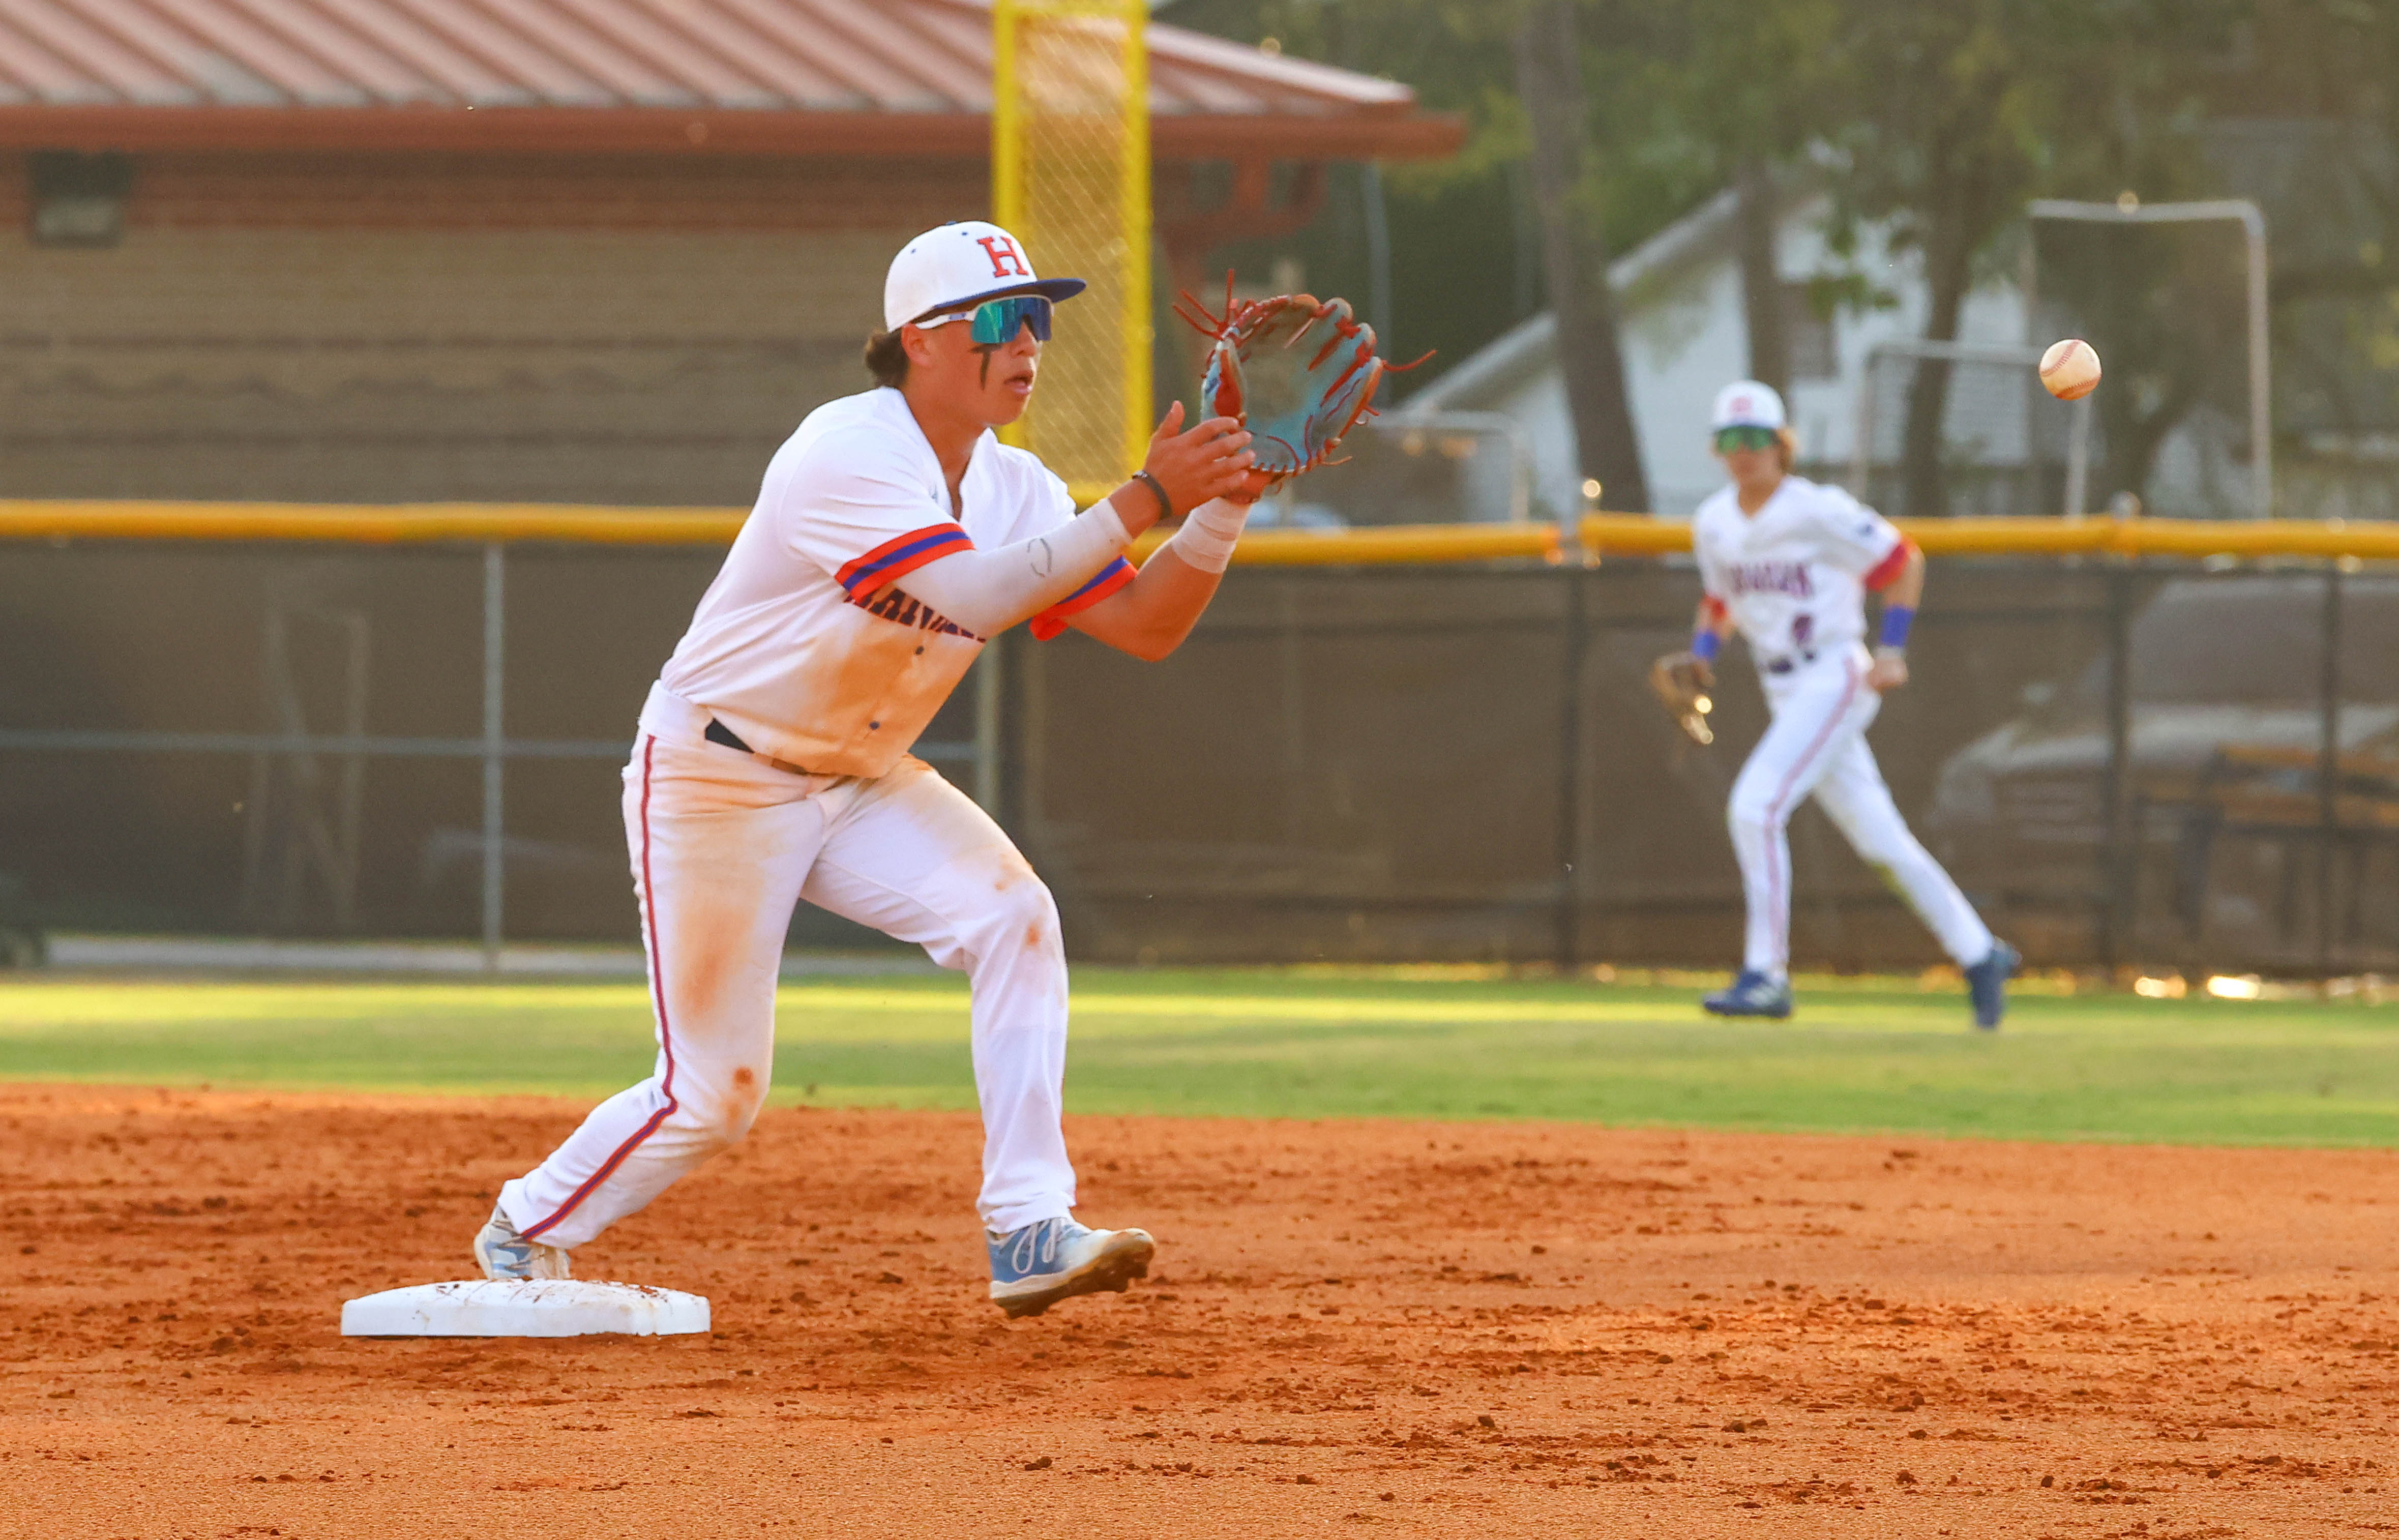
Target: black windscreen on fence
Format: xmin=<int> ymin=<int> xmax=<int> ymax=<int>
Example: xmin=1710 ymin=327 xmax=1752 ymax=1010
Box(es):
xmin=3 ymin=542 xmax=2393 ymax=975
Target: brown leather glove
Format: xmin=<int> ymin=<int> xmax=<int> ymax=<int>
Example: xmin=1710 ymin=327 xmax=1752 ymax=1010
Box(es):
xmin=1648 ymin=650 xmax=1717 ymax=746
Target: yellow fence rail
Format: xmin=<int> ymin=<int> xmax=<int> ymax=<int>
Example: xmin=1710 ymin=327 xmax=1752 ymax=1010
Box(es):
xmin=7 ymin=501 xmax=2399 ymax=564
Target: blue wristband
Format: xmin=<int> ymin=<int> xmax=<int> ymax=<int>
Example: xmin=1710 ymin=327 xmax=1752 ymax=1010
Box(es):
xmin=1692 ymin=629 xmax=1722 ymax=663
xmin=1879 ymin=604 xmax=1915 ymax=649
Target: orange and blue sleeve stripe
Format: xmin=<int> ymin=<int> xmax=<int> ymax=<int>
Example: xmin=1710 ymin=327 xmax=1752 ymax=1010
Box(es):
xmin=835 ymin=524 xmax=973 ymax=598
xmin=1029 ymin=557 xmax=1136 ymax=640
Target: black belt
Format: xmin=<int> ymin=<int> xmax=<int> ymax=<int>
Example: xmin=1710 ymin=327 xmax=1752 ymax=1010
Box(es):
xmin=1763 ymin=649 xmax=1818 ymax=676
xmin=704 ymin=717 xmax=823 ymax=777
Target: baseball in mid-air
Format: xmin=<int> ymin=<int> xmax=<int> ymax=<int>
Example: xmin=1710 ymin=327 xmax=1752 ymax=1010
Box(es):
xmin=2039 ymin=338 xmax=2102 ymax=401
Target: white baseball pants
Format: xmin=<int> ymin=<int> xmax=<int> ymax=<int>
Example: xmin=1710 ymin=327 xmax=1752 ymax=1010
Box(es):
xmin=1727 ymin=645 xmax=1994 ymax=978
xmin=497 ymin=686 xmax=1076 ymax=1252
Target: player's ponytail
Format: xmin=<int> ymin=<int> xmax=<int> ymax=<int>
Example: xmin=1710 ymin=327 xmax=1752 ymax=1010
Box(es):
xmin=863 ymin=329 xmax=910 ymax=388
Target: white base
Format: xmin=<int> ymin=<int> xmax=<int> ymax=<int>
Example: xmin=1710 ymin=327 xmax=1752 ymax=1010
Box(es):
xmin=340 ymin=1279 xmax=711 ymax=1339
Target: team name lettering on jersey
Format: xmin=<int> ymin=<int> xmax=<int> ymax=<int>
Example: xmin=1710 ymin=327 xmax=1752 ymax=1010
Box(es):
xmin=852 ymin=583 xmax=978 ymax=640
xmin=1692 ymin=478 xmax=1903 ymax=663
xmin=1728 ymin=560 xmax=1814 ymax=599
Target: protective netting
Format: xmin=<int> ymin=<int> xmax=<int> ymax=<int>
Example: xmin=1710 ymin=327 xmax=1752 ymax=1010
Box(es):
xmin=2031 ymin=214 xmax=2263 ymax=519
xmin=5 ymin=545 xmax=2395 ymax=978
xmin=1851 ymin=347 xmax=2080 ymax=518
xmin=994 ymin=0 xmax=1150 ymax=501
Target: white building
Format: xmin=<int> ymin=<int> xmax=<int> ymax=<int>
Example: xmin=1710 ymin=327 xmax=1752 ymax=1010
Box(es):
xmin=1396 ymin=189 xmax=2062 ymax=521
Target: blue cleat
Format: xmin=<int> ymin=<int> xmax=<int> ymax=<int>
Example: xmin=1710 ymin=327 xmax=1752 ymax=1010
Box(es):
xmin=472 ymin=1202 xmax=571 ymax=1282
xmin=1965 ymin=941 xmax=2020 ymax=1031
xmin=986 ymin=1216 xmax=1154 ymax=1319
xmin=1702 ymin=969 xmax=1794 ymax=1019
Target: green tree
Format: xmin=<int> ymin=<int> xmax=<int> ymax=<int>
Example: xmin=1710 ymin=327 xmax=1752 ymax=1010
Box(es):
xmin=1515 ymin=0 xmax=1648 ymax=509
xmin=1156 ymin=0 xmax=1723 ymax=419
xmin=1818 ymin=0 xmax=2236 ymax=515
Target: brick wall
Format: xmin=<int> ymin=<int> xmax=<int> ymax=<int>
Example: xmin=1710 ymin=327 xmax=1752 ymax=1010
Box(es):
xmin=1 ymin=152 xmax=988 ymax=505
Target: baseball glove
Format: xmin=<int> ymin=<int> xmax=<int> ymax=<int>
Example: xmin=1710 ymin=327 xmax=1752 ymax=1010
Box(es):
xmin=1173 ymin=277 xmax=1429 ymax=488
xmin=1649 ymin=651 xmax=1716 ymax=747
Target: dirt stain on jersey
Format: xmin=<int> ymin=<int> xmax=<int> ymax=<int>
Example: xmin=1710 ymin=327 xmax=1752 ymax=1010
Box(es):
xmin=774 ymin=614 xmax=981 ymax=777
xmin=990 ymin=849 xmax=1037 ymax=893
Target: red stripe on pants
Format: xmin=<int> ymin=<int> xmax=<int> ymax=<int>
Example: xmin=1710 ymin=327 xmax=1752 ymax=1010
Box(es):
xmin=1760 ymin=659 xmax=1862 ymax=974
xmin=523 ymin=735 xmax=680 ymax=1240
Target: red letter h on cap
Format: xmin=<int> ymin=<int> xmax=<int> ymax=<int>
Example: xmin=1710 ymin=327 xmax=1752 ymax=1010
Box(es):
xmin=976 ymin=235 xmax=1031 ymax=278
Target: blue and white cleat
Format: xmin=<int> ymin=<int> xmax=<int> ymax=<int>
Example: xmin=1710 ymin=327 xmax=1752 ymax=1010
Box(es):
xmin=1702 ymin=969 xmax=1794 ymax=1019
xmin=986 ymin=1216 xmax=1155 ymax=1319
xmin=472 ymin=1202 xmax=572 ymax=1282
xmin=1964 ymin=941 xmax=2020 ymax=1031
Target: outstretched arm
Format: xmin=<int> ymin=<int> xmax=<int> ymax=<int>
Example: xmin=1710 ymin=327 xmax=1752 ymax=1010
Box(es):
xmin=1065 ymin=500 xmax=1251 ymax=661
xmin=890 ymin=404 xmax=1256 ymax=638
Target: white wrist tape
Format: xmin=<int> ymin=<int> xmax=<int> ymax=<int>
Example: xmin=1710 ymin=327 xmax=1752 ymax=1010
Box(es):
xmin=890 ymin=501 xmax=1132 ymax=636
xmin=1160 ymin=497 xmax=1251 ymax=575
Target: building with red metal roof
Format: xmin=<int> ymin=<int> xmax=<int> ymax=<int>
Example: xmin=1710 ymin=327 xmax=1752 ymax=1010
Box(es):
xmin=0 ymin=0 xmax=1460 ymax=504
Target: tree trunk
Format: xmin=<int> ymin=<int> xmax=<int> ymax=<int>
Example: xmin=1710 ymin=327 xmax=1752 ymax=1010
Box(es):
xmin=1898 ymin=168 xmax=1977 ymax=518
xmin=1513 ymin=0 xmax=1649 ymax=512
xmin=1735 ymin=155 xmax=1789 ymax=396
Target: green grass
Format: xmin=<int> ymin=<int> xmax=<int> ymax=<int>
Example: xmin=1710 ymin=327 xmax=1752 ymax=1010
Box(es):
xmin=4 ymin=968 xmax=2398 ymax=1147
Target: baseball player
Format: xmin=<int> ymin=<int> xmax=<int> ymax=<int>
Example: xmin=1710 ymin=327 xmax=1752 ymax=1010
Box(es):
xmin=471 ymin=221 xmax=1264 ymax=1317
xmin=1662 ymin=380 xmax=2018 ymax=1027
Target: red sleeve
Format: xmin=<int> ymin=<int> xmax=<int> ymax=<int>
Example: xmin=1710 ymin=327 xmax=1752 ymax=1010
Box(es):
xmin=1701 ymin=595 xmax=1729 ymax=622
xmin=1027 ymin=556 xmax=1136 ymax=640
xmin=1862 ymin=537 xmax=1915 ymax=594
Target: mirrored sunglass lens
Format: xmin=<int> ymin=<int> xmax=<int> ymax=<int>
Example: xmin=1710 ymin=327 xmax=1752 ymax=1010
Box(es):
xmin=970 ymin=297 xmax=1050 ymax=344
xmin=1716 ymin=427 xmax=1774 ymax=451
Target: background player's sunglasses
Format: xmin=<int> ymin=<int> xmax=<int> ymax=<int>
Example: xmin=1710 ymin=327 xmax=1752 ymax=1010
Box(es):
xmin=1713 ymin=425 xmax=1781 ymax=453
xmin=917 ymin=294 xmax=1053 ymax=345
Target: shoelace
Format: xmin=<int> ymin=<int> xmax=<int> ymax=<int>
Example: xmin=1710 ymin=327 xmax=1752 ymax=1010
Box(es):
xmin=1003 ymin=1219 xmax=1070 ymax=1273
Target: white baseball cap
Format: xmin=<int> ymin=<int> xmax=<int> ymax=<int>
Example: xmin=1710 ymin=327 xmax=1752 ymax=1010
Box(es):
xmin=883 ymin=221 xmax=1087 ymax=331
xmin=1710 ymin=379 xmax=1787 ymax=432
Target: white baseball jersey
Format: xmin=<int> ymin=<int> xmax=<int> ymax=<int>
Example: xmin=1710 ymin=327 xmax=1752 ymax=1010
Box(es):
xmin=659 ymin=386 xmax=1132 ymax=779
xmin=1692 ymin=472 xmax=1992 ymax=979
xmin=1691 ymin=476 xmax=1906 ymax=662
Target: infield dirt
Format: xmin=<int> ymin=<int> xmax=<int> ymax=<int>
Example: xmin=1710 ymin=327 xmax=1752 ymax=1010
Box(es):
xmin=5 ymin=1085 xmax=2396 ymax=1537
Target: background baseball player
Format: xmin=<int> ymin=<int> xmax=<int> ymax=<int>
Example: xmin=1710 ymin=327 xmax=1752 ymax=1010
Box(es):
xmin=471 ymin=220 xmax=1264 ymax=1318
xmin=1659 ymin=381 xmax=2019 ymax=1027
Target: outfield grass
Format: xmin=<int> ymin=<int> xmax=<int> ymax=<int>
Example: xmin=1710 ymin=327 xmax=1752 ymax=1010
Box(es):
xmin=3 ymin=968 xmax=2397 ymax=1147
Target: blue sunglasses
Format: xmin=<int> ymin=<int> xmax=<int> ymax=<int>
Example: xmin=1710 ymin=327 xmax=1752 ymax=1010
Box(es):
xmin=919 ymin=294 xmax=1053 ymax=345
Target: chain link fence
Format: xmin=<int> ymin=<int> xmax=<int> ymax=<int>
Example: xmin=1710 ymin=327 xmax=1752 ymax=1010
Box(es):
xmin=4 ymin=539 xmax=2393 ymax=977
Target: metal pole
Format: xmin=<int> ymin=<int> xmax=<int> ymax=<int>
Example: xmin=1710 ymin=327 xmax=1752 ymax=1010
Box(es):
xmin=2317 ymin=562 xmax=2343 ymax=973
xmin=2098 ymin=568 xmax=2135 ymax=971
xmin=1361 ymin=160 xmax=1394 ymax=347
xmin=1554 ymin=565 xmax=1585 ymax=972
xmin=2063 ymin=394 xmax=2094 ymax=516
xmin=2243 ymin=210 xmax=2272 ymax=519
xmin=2026 ymin=198 xmax=2271 ymax=518
xmin=481 ymin=542 xmax=505 ymax=974
xmin=1850 ymin=351 xmax=1875 ymax=498
xmin=973 ymin=633 xmax=1003 ymax=816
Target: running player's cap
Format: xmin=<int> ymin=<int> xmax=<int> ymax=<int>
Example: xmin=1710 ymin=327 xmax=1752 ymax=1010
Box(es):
xmin=1710 ymin=380 xmax=1787 ymax=432
xmin=884 ymin=221 xmax=1087 ymax=331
